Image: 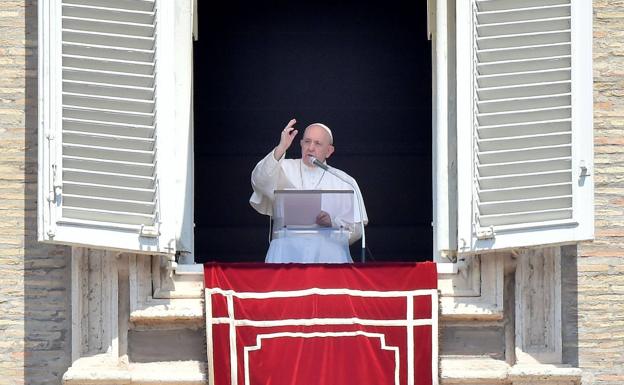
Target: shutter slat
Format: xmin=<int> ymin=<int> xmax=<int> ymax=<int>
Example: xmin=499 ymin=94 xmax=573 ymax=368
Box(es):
xmin=64 ymin=169 xmax=154 ymax=189
xmin=478 ymin=132 xmax=571 ymax=152
xmin=478 ymin=81 xmax=570 ymax=101
xmin=478 ymin=56 xmax=570 ymax=76
xmin=63 ymin=42 xmax=154 ymax=62
xmin=479 ymin=182 xmax=572 ymax=202
xmin=479 ymin=195 xmax=572 ymax=216
xmin=63 ymin=80 xmax=154 ymax=100
xmin=63 ymin=93 xmax=154 ymax=113
xmin=63 ymin=68 xmax=154 ymax=87
xmin=478 ymin=17 xmax=570 ymax=37
xmin=62 ymin=30 xmax=154 ymax=50
xmin=63 ymin=118 xmax=153 ymax=138
xmin=63 ymin=55 xmax=154 ymax=75
xmin=477 ymin=106 xmax=571 ymax=126
xmin=63 ymin=130 xmax=154 ymax=151
xmin=477 ymin=68 xmax=570 ymax=88
xmin=62 ymin=4 xmax=155 ymax=24
xmin=63 ymin=181 xmax=155 ymax=202
xmin=479 ymin=208 xmax=572 ymax=227
xmin=62 ymin=207 xmax=155 ymax=226
xmin=63 ymin=143 xmax=154 ymax=163
xmin=478 ymin=144 xmax=571 ymax=164
xmin=478 ymin=94 xmax=570 ymax=114
xmin=478 ymin=170 xmax=571 ymax=190
xmin=62 ymin=17 xmax=154 ymax=37
xmin=63 ymin=106 xmax=154 ymax=126
xmin=476 ymin=0 xmax=569 ymax=13
xmin=478 ymin=157 xmax=571 ymax=177
xmin=476 ymin=5 xmax=570 ymax=25
xmin=63 ymin=156 xmax=154 ymax=177
xmin=64 ymin=194 xmax=155 ymax=215
xmin=477 ymin=30 xmax=570 ymax=50
xmin=478 ymin=119 xmax=570 ymax=139
xmin=478 ymin=42 xmax=570 ymax=63
xmin=63 ymin=0 xmax=155 ymax=13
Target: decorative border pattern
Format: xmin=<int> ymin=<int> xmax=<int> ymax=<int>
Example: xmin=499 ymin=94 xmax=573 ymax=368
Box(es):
xmin=205 ymin=287 xmax=438 ymax=385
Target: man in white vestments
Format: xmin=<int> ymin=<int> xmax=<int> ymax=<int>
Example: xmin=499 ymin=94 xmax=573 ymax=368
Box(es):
xmin=250 ymin=119 xmax=368 ymax=263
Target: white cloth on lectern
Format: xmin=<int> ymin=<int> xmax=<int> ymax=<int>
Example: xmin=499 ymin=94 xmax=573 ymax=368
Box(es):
xmin=250 ymin=150 xmax=368 ymax=262
xmin=265 ymin=230 xmax=352 ymax=263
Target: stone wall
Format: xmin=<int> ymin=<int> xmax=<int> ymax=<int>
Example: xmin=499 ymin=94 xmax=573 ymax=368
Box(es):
xmin=576 ymin=1 xmax=624 ymax=384
xmin=0 ymin=1 xmax=71 ymax=384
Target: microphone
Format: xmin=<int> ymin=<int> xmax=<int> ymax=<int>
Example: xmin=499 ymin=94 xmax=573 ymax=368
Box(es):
xmin=308 ymin=155 xmax=329 ymax=171
xmin=307 ymin=155 xmax=367 ymax=263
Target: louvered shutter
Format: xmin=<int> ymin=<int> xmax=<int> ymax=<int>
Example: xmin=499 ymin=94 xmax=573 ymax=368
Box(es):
xmin=456 ymin=0 xmax=593 ymax=253
xmin=39 ymin=0 xmax=185 ymax=253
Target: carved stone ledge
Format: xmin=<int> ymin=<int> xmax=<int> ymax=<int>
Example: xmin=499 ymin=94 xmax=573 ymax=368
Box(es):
xmin=509 ymin=364 xmax=581 ymax=385
xmin=129 ymin=254 xmax=204 ymax=329
xmin=128 ymin=361 xmax=206 ymax=385
xmin=129 ymin=300 xmax=205 ymax=329
xmin=440 ymin=358 xmax=582 ymax=385
xmin=441 ymin=357 xmax=509 ymax=384
xmin=63 ymin=356 xmax=206 ymax=385
xmin=63 ymin=355 xmax=130 ymax=385
xmin=440 ymin=254 xmax=505 ymax=321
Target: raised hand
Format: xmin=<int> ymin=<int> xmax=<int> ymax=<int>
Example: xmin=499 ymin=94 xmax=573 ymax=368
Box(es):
xmin=273 ymin=119 xmax=298 ymax=160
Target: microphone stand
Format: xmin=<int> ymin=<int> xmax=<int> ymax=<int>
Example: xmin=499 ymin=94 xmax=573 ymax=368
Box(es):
xmin=309 ymin=156 xmax=366 ymax=263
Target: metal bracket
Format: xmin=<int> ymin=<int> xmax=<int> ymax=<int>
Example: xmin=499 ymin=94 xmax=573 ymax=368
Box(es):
xmin=47 ymin=163 xmax=62 ymax=202
xmin=476 ymin=226 xmax=495 ymax=240
xmin=579 ymin=160 xmax=591 ymax=177
xmin=139 ymin=224 xmax=160 ymax=238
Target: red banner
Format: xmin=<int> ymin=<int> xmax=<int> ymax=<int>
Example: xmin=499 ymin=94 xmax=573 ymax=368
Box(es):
xmin=204 ymin=263 xmax=438 ymax=385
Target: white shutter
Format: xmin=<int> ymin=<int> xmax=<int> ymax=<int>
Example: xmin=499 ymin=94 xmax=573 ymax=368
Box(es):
xmin=38 ymin=0 xmax=184 ymax=254
xmin=456 ymin=0 xmax=593 ymax=253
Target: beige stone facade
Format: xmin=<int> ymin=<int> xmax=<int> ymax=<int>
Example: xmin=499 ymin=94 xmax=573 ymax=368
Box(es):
xmin=576 ymin=1 xmax=624 ymax=384
xmin=0 ymin=1 xmax=623 ymax=384
xmin=0 ymin=1 xmax=71 ymax=385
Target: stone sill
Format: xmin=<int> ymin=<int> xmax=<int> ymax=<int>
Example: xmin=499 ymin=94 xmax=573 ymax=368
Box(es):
xmin=63 ymin=358 xmax=206 ymax=385
xmin=441 ymin=357 xmax=581 ymax=385
xmin=130 ymin=299 xmax=204 ymax=328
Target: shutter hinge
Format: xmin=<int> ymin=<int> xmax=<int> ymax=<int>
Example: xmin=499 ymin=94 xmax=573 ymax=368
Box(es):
xmin=139 ymin=224 xmax=160 ymax=238
xmin=476 ymin=226 xmax=495 ymax=240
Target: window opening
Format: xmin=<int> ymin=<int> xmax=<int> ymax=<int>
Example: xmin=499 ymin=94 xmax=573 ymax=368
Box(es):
xmin=193 ymin=0 xmax=432 ymax=262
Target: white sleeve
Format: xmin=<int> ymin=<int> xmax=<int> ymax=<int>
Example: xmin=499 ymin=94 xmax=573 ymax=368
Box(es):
xmin=249 ymin=149 xmax=283 ymax=215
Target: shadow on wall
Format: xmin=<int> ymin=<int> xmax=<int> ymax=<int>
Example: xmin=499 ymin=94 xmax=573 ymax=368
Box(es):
xmin=24 ymin=3 xmax=72 ymax=384
xmin=561 ymin=245 xmax=579 ymax=367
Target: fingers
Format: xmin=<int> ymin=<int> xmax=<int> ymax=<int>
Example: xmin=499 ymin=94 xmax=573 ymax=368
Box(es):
xmin=285 ymin=118 xmax=296 ymax=129
xmin=275 ymin=119 xmax=298 ymax=158
xmin=282 ymin=119 xmax=298 ymax=138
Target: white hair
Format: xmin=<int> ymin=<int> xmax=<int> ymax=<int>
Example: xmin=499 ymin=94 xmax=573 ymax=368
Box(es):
xmin=307 ymin=123 xmax=333 ymax=145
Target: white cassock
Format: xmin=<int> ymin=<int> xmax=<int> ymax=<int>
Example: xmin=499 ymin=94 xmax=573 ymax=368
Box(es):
xmin=250 ymin=150 xmax=369 ymax=263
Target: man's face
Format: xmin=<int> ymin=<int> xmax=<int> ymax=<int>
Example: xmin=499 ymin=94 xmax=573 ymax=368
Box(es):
xmin=300 ymin=125 xmax=334 ymax=167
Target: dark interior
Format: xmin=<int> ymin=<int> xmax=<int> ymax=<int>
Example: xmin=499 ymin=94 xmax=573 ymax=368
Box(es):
xmin=193 ymin=0 xmax=432 ymax=262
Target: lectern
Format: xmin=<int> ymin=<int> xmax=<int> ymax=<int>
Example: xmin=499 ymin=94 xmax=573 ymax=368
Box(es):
xmin=266 ymin=189 xmax=355 ymax=263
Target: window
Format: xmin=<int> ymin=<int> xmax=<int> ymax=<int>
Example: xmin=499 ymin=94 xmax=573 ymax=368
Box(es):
xmin=38 ymin=0 xmax=593 ymax=260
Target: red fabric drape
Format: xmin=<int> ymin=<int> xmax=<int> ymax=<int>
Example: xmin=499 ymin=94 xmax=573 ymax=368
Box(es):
xmin=205 ymin=263 xmax=438 ymax=385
